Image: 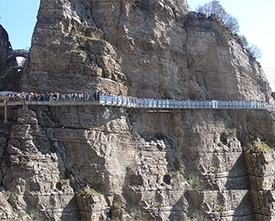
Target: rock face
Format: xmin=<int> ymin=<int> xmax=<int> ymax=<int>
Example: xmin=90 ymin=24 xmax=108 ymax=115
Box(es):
xmin=1 ymin=0 xmax=275 ymax=220
xmin=0 ymin=25 xmax=9 ymax=71
xmin=0 ymin=25 xmax=20 ymax=91
xmin=21 ymin=0 xmax=272 ymax=102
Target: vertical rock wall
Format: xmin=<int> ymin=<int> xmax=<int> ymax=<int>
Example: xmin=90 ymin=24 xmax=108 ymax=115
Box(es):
xmin=21 ymin=0 xmax=272 ymax=102
xmin=0 ymin=25 xmax=9 ymax=70
xmin=0 ymin=0 xmax=275 ymax=220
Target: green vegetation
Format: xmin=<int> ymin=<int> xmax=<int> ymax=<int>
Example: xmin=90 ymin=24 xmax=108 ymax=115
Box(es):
xmin=77 ymin=187 xmax=100 ymax=197
xmin=72 ymin=33 xmax=104 ymax=42
xmin=112 ymin=201 xmax=124 ymax=209
xmin=223 ymin=128 xmax=237 ymax=135
xmin=166 ymin=170 xmax=181 ymax=176
xmin=129 ymin=208 xmax=146 ymax=221
xmin=70 ymin=34 xmax=95 ymax=54
xmin=185 ymin=212 xmax=206 ymax=221
xmin=29 ymin=210 xmax=40 ymax=220
xmin=71 ymin=49 xmax=87 ymax=54
xmin=246 ymin=139 xmax=274 ymax=153
xmin=19 ymin=211 xmax=28 ymax=217
xmin=213 ymin=205 xmax=225 ymax=212
xmin=58 ymin=179 xmax=70 ymax=184
xmin=187 ymin=174 xmax=206 ymax=190
xmin=165 ymin=170 xmax=188 ymax=183
xmin=152 ymin=202 xmax=163 ymax=209
xmin=3 ymin=191 xmax=18 ymax=200
xmin=73 ymin=33 xmax=94 ymax=41
xmin=208 ymin=167 xmax=221 ymax=174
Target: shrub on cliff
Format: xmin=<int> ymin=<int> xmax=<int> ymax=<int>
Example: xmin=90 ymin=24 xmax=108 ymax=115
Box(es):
xmin=246 ymin=139 xmax=274 ymax=153
xmin=247 ymin=44 xmax=262 ymax=60
xmin=196 ymin=0 xmax=262 ymax=60
xmin=196 ymin=0 xmax=239 ymax=33
xmin=77 ymin=187 xmax=100 ymax=197
xmin=239 ymin=35 xmax=262 ymax=59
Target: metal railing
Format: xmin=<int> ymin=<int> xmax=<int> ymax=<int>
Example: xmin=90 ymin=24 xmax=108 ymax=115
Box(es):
xmin=7 ymin=49 xmax=28 ymax=59
xmin=98 ymin=94 xmax=275 ymax=111
xmin=0 ymin=60 xmax=25 ymax=78
xmin=0 ymin=93 xmax=275 ymax=111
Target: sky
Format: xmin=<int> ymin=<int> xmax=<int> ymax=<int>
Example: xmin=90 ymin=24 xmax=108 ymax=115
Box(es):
xmin=0 ymin=0 xmax=40 ymax=50
xmin=0 ymin=0 xmax=274 ymax=88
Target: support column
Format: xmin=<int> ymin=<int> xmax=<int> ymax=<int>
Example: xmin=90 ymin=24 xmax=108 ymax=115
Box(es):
xmin=22 ymin=100 xmax=28 ymax=109
xmin=4 ymin=102 xmax=7 ymax=123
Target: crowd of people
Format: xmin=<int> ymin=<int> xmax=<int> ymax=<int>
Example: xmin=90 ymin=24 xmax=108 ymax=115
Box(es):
xmin=0 ymin=92 xmax=94 ymax=103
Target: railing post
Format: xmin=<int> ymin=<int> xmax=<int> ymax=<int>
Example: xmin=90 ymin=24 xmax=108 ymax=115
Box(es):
xmin=4 ymin=102 xmax=7 ymax=123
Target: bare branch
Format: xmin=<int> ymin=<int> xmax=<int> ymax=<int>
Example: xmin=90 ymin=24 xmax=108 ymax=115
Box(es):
xmin=247 ymin=44 xmax=262 ymax=59
xmin=195 ymin=0 xmax=239 ymax=33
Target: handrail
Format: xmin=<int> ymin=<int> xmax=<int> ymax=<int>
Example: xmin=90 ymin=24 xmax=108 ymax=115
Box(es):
xmin=7 ymin=49 xmax=28 ymax=59
xmin=98 ymin=95 xmax=275 ymax=111
xmin=0 ymin=49 xmax=28 ymax=78
xmin=0 ymin=60 xmax=25 ymax=78
xmin=0 ymin=93 xmax=274 ymax=111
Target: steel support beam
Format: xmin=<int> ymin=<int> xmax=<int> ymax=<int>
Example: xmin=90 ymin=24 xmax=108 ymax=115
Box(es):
xmin=4 ymin=102 xmax=7 ymax=123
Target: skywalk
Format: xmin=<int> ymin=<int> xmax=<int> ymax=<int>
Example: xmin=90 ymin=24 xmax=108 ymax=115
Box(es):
xmin=0 ymin=94 xmax=274 ymax=110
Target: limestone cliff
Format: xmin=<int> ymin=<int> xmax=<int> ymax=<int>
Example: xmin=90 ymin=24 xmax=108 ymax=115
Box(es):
xmin=1 ymin=0 xmax=275 ymax=220
xmin=0 ymin=25 xmax=9 ymax=71
xmin=21 ymin=0 xmax=272 ymax=102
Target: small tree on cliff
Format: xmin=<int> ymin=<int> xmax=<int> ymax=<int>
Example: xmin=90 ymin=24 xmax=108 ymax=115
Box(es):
xmin=196 ymin=0 xmax=239 ymax=33
xmin=196 ymin=0 xmax=262 ymax=60
xmin=239 ymin=35 xmax=262 ymax=60
xmin=247 ymin=44 xmax=262 ymax=59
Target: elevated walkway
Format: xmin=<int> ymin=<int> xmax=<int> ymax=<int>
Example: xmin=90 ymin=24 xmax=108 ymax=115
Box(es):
xmin=7 ymin=49 xmax=28 ymax=59
xmin=98 ymin=95 xmax=275 ymax=111
xmin=1 ymin=49 xmax=28 ymax=78
xmin=1 ymin=93 xmax=275 ymax=122
xmin=0 ymin=60 xmax=25 ymax=79
xmin=0 ymin=61 xmax=25 ymax=91
xmin=0 ymin=49 xmax=28 ymax=91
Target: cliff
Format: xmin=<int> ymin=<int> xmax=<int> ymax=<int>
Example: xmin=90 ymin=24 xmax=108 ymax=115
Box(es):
xmin=0 ymin=25 xmax=9 ymax=71
xmin=1 ymin=0 xmax=275 ymax=220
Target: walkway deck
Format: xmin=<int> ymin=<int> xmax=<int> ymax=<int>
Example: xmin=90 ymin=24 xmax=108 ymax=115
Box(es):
xmin=0 ymin=94 xmax=274 ymax=110
xmin=1 ymin=94 xmax=275 ymax=122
